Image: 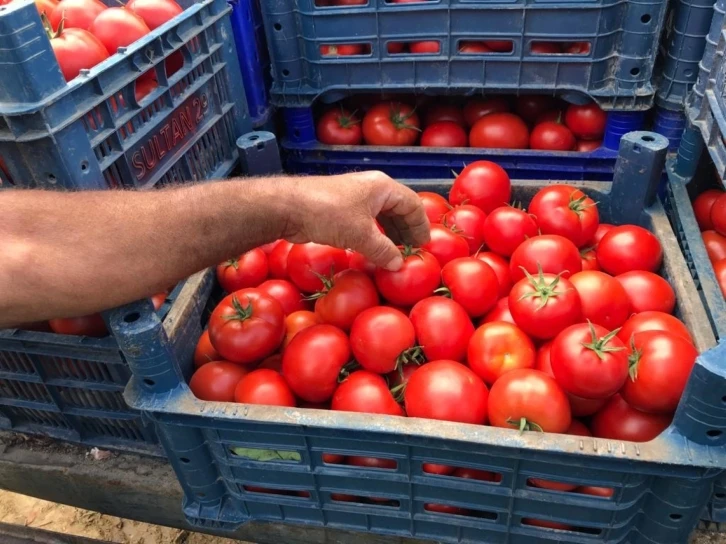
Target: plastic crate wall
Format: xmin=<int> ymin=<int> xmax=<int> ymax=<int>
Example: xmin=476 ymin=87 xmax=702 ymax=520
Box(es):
xmin=118 ymin=132 xmax=726 ymax=542
xmin=260 ymin=0 xmax=669 ymax=110
xmin=687 ymin=0 xmax=726 ymax=115
xmin=0 ymin=0 xmax=252 ymax=190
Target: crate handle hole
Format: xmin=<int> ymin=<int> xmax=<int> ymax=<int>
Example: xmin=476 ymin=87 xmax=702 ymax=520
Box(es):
xmin=630 ymin=67 xmax=641 ymax=76
xmin=80 ymin=161 xmax=89 ymax=172
xmin=282 ymin=69 xmax=290 ymax=77
xmin=716 ymin=493 xmax=726 ymax=499
xmin=685 ymin=69 xmax=694 ymax=78
xmin=143 ymin=378 xmax=156 ymax=387
xmin=179 ymin=457 xmax=191 ymax=464
xmin=47 ymin=174 xmax=57 ymax=184
xmin=273 ymin=23 xmax=282 ymax=31
xmin=641 ymin=135 xmax=655 ymax=142
xmin=720 ymin=395 xmax=726 ymax=404
xmin=707 ymin=429 xmax=723 ymax=439
xmin=124 ymin=312 xmax=141 ymax=323
xmin=256 ymin=142 xmax=265 ymax=150
xmin=197 ymin=493 xmax=206 ymax=498
xmin=248 ymin=134 xmax=260 ymax=141
xmin=641 ymin=13 xmax=651 ymax=23
xmin=669 ymin=513 xmax=683 ymax=521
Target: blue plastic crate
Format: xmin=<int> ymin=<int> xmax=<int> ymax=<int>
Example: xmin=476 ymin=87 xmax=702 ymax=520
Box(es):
xmin=0 ymin=0 xmax=251 ymax=189
xmin=116 ymin=132 xmax=725 ymax=543
xmin=259 ymin=0 xmax=668 ymax=110
xmin=687 ymin=0 xmax=726 ymax=117
xmin=282 ymin=106 xmax=644 ymax=181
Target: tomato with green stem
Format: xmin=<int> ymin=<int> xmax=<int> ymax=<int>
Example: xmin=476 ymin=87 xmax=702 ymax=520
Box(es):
xmin=287 ymin=243 xmax=349 ymax=293
xmin=422 ymin=223 xmax=470 ymax=267
xmin=509 ymin=235 xmax=582 ymax=282
xmin=216 ymin=249 xmax=268 ymax=292
xmin=448 ymin=160 xmax=512 ymax=214
xmin=313 ymin=269 xmax=379 ymax=331
xmin=438 ymin=257 xmax=499 ymax=317
xmin=418 ymin=192 xmax=450 ymax=224
xmin=443 ymin=205 xmax=488 ymax=254
xmin=316 ymin=108 xmax=362 ymax=145
xmin=332 ymin=371 xmax=404 ymax=416
xmin=482 ymin=207 xmax=539 ymax=258
xmin=350 ymin=306 xmax=419 ymax=375
xmin=410 ymin=297 xmax=475 ymax=362
xmin=362 ymin=102 xmax=420 ymax=146
xmin=374 ymin=246 xmax=441 ymax=306
xmin=528 ymin=184 xmax=599 ymax=248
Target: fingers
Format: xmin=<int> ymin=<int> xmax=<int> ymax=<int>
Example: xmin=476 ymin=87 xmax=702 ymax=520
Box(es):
xmin=351 ymin=222 xmax=404 ymax=271
xmin=375 ymin=177 xmax=431 ymax=247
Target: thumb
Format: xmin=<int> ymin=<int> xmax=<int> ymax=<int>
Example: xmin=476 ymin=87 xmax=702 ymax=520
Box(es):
xmin=353 ymin=224 xmax=404 ymax=271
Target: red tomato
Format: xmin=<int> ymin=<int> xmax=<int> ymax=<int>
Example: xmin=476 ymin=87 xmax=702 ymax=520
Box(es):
xmin=703 ymin=230 xmax=726 ymax=263
xmin=257 ymin=353 xmax=282 ymax=372
xmin=216 ymin=249 xmax=268 ymax=292
xmin=551 ymin=323 xmax=629 ymax=399
xmin=528 ymin=478 xmax=577 ymax=492
xmin=568 ymin=394 xmax=606 ymax=418
xmin=387 ymin=362 xmax=419 ymax=391
xmin=208 ymin=289 xmax=285 ymax=364
xmin=693 ymin=189 xmax=723 ymax=231
xmin=528 ymin=184 xmax=599 ymax=247
xmin=514 ymin=95 xmax=557 ymax=124
xmin=259 ymin=241 xmax=279 ymax=255
xmin=468 ymin=322 xmax=536 ymax=384
xmin=419 ymin=192 xmax=451 ymax=224
xmin=475 ymin=252 xmax=513 ymax=297
xmin=346 ymin=456 xmax=397 ymax=469
xmin=488 ymin=369 xmax=571 ymax=433
xmin=577 ymin=486 xmax=614 ymax=498
xmin=580 ymin=247 xmax=600 ymax=271
xmin=535 ymin=341 xmax=553 ymax=374
xmin=711 ymin=193 xmax=726 ymax=236
xmin=282 ymin=310 xmax=321 ymax=350
xmin=481 ymin=297 xmax=516 ymax=325
xmin=257 ymin=279 xmax=305 ymax=315
xmin=459 ymin=41 xmax=492 ymax=53
xmin=536 ymin=110 xmax=564 ymax=124
xmin=35 ymin=0 xmax=58 ymax=17
xmin=332 ymin=371 xmax=404 ymax=416
xmin=405 ymin=360 xmax=489 ymax=424
xmin=48 ymin=314 xmax=107 ymax=337
xmin=422 ymin=463 xmax=455 ymax=476
xmin=194 ymin=330 xmax=220 ymax=369
xmin=410 ymin=297 xmax=475 ymax=362
xmin=566 ymin=419 xmax=591 ymax=437
xmin=362 ymin=102 xmax=420 ymax=146
xmin=89 ymin=8 xmax=150 ymax=55
xmin=233 ymin=369 xmax=296 ymax=407
xmin=423 ymin=104 xmax=465 ymax=127
xmin=508 ymin=271 xmax=582 ymax=340
xmin=621 ymin=330 xmax=697 ymax=414
xmin=565 ymin=103 xmax=607 ymax=140
xmin=268 ymin=240 xmax=293 ymax=279
xmin=287 ymin=243 xmax=349 ymax=293
xmin=420 ymin=122 xmax=468 ymax=147
xmin=564 ymin=41 xmax=591 ymax=55
xmin=346 ymin=250 xmax=376 ymax=277
xmin=449 ymin=161 xmax=512 ymax=214
xmin=282 ymin=324 xmax=350 ymax=402
xmin=529 ymin=122 xmax=576 ymax=151
xmin=617 ymin=311 xmax=693 ymax=345
xmin=350 ymin=307 xmax=416 ymax=374
xmin=316 ymin=108 xmax=363 ymax=145
xmin=320 ymin=44 xmax=364 ymax=56
xmin=422 ymin=223 xmax=470 ymax=266
xmin=424 ymin=504 xmax=467 ymax=515
xmin=49 ymin=0 xmax=106 ymax=30
xmin=569 ymin=271 xmax=630 ymax=330
xmin=482 ymin=207 xmax=539 ymax=257
xmin=48 ymin=27 xmax=109 ymax=81
xmin=596 ymin=225 xmax=663 ymax=275
xmin=590 ymin=223 xmax=614 ymax=245
xmin=443 ymin=205 xmax=488 ymax=253
xmin=530 ymin=41 xmax=562 ymax=54
xmin=440 ymin=257 xmax=499 ymax=317
xmin=462 ymin=98 xmax=510 ymax=128
xmin=523 ymin=519 xmax=572 ymax=530
xmin=576 ymin=139 xmax=602 ymax=152
xmin=453 ymin=467 xmax=499 ymax=482
xmin=470 ymin=113 xmax=529 ymax=149
xmin=125 ymin=0 xmax=183 ymax=30
xmin=189 ymin=361 xmax=247 ymax=402
xmin=591 ymin=394 xmax=671 ymax=442
xmin=509 ymin=235 xmax=582 ymax=282
xmin=314 ymin=269 xmax=379 ymax=331
xmin=387 ymin=41 xmax=406 ymax=53
xmin=714 ymin=258 xmax=726 ymax=298
xmin=409 ymin=41 xmax=441 ymax=54
xmin=615 ymin=271 xmax=675 ymax=314
xmin=374 ymin=247 xmax=441 ymax=306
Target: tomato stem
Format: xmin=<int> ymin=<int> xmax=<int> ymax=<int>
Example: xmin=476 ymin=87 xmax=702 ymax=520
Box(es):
xmin=517 ymin=263 xmax=569 ymax=310
xmin=222 ymin=296 xmax=254 ymax=322
xmin=627 ymin=336 xmax=642 ymax=381
xmin=580 ymin=320 xmax=624 ymax=361
xmin=433 ymin=286 xmax=452 ymax=299
xmin=400 ymin=245 xmax=424 ymax=260
xmin=338 ymin=360 xmax=361 ymax=382
xmin=506 ymin=417 xmax=543 ymax=433
xmin=224 ymin=257 xmax=239 ymax=270
xmin=567 ymin=192 xmax=596 ymax=217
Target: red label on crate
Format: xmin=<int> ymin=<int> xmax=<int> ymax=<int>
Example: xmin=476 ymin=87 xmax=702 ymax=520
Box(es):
xmin=130 ymin=91 xmax=211 ymax=182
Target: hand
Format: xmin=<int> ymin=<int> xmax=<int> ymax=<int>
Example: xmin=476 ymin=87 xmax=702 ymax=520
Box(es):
xmin=280 ymin=171 xmax=431 ymax=271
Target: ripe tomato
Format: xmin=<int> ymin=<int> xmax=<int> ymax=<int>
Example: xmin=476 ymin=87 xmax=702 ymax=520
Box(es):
xmin=475 ymin=252 xmax=513 ymax=297
xmin=422 ymin=463 xmax=455 ymax=476
xmin=468 ymin=322 xmax=536 ymax=384
xmin=259 ymin=241 xmax=279 ymax=255
xmin=409 ymin=41 xmax=441 ymax=54
xmin=443 ymin=205 xmax=488 ymax=253
xmin=440 ymin=257 xmax=499 ymax=317
xmin=35 ymin=0 xmax=58 ymax=17
xmin=189 ymin=361 xmax=247 ymax=402
xmin=49 ymin=0 xmax=106 ymax=31
xmin=530 ymin=41 xmax=562 ymax=54
xmin=410 ymin=297 xmax=475 ymax=362
xmin=565 ymin=103 xmax=607 ymax=140
xmin=422 ymin=223 xmax=470 ymax=266
xmin=711 ymin=193 xmax=726 ymax=236
xmin=316 ymin=108 xmax=362 ymax=145
xmin=268 ymin=240 xmax=293 ymax=279
xmin=577 ymin=486 xmax=614 ymax=498
xmin=449 ymin=161 xmax=512 ymax=213
xmin=703 ymin=230 xmax=726 ymax=263
xmin=453 ymin=467 xmax=500 ymax=482
xmin=621 ymin=330 xmax=697 ymax=414
xmin=257 ymin=354 xmax=282 ymax=372
xmin=424 ymin=504 xmax=467 ymax=515
xmin=419 ymin=192 xmax=451 ymax=224
xmin=481 ymin=297 xmax=515 ymax=325
xmin=617 ymin=311 xmax=693 ymax=345
xmin=257 ymin=279 xmax=305 ymax=315
xmin=615 ymin=271 xmax=675 ymax=314
xmin=509 ymin=235 xmax=582 ymax=282
xmin=216 ymin=248 xmax=268 ymax=292
xmin=350 ymin=307 xmax=416 ymax=374
xmin=287 ymin=243 xmax=349 ymax=293
xmin=482 ymin=207 xmax=538 ymax=257
xmin=580 ymin=247 xmax=599 ymax=271
xmin=405 ymin=360 xmax=489 ymax=424
xmin=282 ymin=310 xmax=321 ymax=350
xmin=48 ymin=314 xmax=107 ymax=337
xmin=332 ymin=371 xmax=404 ymax=416
xmin=564 ymin=41 xmax=591 ymax=54
xmin=194 ymin=330 xmax=220 ymax=369
xmin=208 ymin=289 xmax=285 ymax=364
xmin=346 ymin=250 xmax=376 ymax=277
xmin=470 ymin=113 xmax=529 ymax=149
xmin=591 ymin=394 xmax=671 ymax=442
xmin=551 ymin=323 xmax=629 ymax=399
xmin=530 ymin=122 xmax=576 ymax=151
xmin=514 ymin=95 xmax=557 ymax=124
xmin=282 ymin=324 xmax=350 ymax=402
xmin=528 ymin=478 xmax=577 ymax=493
xmin=535 ymin=341 xmax=553 ymax=374
xmin=314 ymin=269 xmax=379 ymax=331
xmin=48 ymin=27 xmax=109 ymax=81
xmin=387 ymin=362 xmax=419 ymax=390
xmin=89 ymin=8 xmax=150 ymax=55
xmin=459 ymin=41 xmax=492 ymax=53
xmin=420 ymin=122 xmax=467 ymax=147
xmin=523 ymin=519 xmax=572 ymax=530
xmin=576 ymin=139 xmax=602 ymax=152
xmin=462 ymin=98 xmax=510 ymax=128
xmin=568 ymin=394 xmax=606 ymax=418
xmin=714 ymin=258 xmax=726 ymax=298
xmin=362 ymin=102 xmax=420 ymax=146
xmin=488 ymin=369 xmax=571 ymax=433
xmin=374 ymin=247 xmax=441 ymax=306
xmin=320 ymin=44 xmax=364 ymax=56
xmin=508 ymin=270 xmax=582 ymax=340
xmin=483 ymin=41 xmax=513 ymax=52
xmin=597 ymin=225 xmax=663 ymax=275
xmin=423 ymin=104 xmax=465 ymax=127
xmin=233 ymin=369 xmax=296 ymax=407
xmin=693 ymin=189 xmax=723 ymax=231
xmin=125 ymin=0 xmax=183 ymax=30
xmin=528 ymin=185 xmax=599 ymax=247
xmin=569 ymin=271 xmax=629 ymax=330
xmin=347 ymin=456 xmax=396 ymax=469
xmin=566 ymin=419 xmax=592 ymax=437
xmin=590 ymin=223 xmax=614 ymax=245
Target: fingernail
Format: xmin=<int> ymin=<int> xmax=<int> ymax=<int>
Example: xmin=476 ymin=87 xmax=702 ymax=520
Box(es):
xmin=385 ymin=256 xmax=403 ymax=271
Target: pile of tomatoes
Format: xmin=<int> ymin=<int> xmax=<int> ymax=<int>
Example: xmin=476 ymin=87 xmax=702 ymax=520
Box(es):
xmin=692 ymin=186 xmax=726 ymax=299
xmin=315 ymin=95 xmax=606 ymax=151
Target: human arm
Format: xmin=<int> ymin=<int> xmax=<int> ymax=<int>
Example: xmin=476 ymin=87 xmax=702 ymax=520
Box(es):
xmin=0 ymin=171 xmax=429 ymax=327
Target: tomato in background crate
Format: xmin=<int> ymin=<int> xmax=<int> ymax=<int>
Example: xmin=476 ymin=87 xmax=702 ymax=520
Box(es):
xmin=126 ymin=0 xmax=183 ymax=30
xmin=89 ymin=8 xmax=150 ymax=55
xmin=46 ymin=22 xmax=109 ymax=82
xmin=470 ymin=113 xmax=529 ymax=149
xmin=49 ymin=0 xmax=105 ymax=31
xmin=362 ymin=102 xmax=420 ymax=146
xmin=529 ymin=122 xmax=575 ymax=151
xmin=462 ymin=98 xmax=509 ymax=128
xmin=48 ymin=313 xmax=107 ymax=337
xmin=316 ymin=108 xmax=363 ymax=145
xmin=565 ymin=103 xmax=607 ymax=140
xmin=423 ymin=104 xmax=465 ymax=127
